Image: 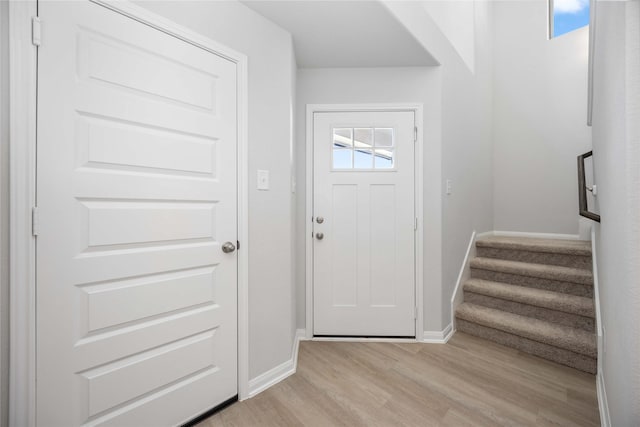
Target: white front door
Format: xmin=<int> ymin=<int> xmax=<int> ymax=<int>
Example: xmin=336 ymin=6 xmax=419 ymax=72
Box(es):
xmin=36 ymin=2 xmax=238 ymax=425
xmin=313 ymin=111 xmax=416 ymax=337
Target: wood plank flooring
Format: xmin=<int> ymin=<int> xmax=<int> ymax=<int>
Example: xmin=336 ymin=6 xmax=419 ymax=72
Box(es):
xmin=198 ymin=332 xmax=600 ymax=426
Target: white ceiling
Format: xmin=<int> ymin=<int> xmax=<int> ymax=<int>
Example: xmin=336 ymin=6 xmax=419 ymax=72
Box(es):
xmin=240 ymin=1 xmax=438 ymax=68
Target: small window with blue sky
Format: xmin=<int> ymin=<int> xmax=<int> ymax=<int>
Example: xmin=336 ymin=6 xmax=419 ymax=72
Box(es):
xmin=551 ymin=0 xmax=590 ymax=38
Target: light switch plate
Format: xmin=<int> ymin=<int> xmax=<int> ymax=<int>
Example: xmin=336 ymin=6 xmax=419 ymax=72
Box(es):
xmin=257 ymin=170 xmax=269 ymax=190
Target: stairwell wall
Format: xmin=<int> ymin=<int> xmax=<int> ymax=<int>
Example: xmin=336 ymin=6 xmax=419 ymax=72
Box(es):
xmin=591 ymin=0 xmax=640 ymax=424
xmin=492 ymin=0 xmax=592 ymax=235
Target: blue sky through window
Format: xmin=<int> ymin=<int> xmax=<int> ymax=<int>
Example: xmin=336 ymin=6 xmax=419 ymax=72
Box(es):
xmin=553 ymin=0 xmax=590 ymax=37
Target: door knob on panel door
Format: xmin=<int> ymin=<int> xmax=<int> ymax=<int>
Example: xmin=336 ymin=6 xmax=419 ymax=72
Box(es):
xmin=222 ymin=241 xmax=236 ymax=253
xmin=315 ymin=232 xmax=324 ymax=240
xmin=316 ymin=216 xmax=324 ymax=224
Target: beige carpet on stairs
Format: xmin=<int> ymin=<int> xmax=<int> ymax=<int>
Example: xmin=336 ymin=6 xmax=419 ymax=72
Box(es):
xmin=455 ymin=236 xmax=597 ymax=374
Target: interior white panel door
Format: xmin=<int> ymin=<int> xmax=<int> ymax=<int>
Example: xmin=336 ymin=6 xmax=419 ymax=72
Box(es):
xmin=36 ymin=2 xmax=238 ymax=426
xmin=313 ymin=111 xmax=416 ymax=337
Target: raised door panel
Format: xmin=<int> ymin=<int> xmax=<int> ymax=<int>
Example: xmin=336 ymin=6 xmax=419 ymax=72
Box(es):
xmin=36 ymin=2 xmax=238 ymax=425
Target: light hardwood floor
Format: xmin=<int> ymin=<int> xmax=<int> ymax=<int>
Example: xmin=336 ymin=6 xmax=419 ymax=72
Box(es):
xmin=198 ymin=332 xmax=600 ymax=426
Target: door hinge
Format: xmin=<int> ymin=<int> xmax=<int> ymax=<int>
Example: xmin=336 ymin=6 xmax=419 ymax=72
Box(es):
xmin=32 ymin=17 xmax=42 ymax=47
xmin=414 ymin=217 xmax=418 ymax=231
xmin=32 ymin=207 xmax=40 ymax=236
xmin=237 ymin=240 xmax=240 ymax=250
xmin=414 ymin=126 xmax=418 ymax=142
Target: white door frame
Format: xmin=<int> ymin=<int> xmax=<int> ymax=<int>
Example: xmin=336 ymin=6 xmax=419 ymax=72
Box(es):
xmin=305 ymin=103 xmax=424 ymax=341
xmin=8 ymin=2 xmax=250 ymax=425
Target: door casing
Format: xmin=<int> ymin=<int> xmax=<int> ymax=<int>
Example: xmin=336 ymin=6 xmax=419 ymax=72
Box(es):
xmin=305 ymin=104 xmax=424 ymax=341
xmin=8 ymin=1 xmax=250 ymax=425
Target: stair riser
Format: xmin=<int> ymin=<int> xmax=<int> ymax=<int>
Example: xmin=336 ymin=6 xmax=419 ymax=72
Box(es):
xmin=471 ymin=268 xmax=593 ymax=298
xmin=456 ymin=319 xmax=596 ymax=374
xmin=464 ymin=292 xmax=595 ymax=332
xmin=476 ymin=247 xmax=592 ymax=271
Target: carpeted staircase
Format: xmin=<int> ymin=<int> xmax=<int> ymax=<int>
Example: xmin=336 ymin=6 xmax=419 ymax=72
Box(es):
xmin=455 ymin=236 xmax=597 ymax=374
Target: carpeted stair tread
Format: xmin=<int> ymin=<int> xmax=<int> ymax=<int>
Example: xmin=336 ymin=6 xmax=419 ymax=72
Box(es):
xmin=475 ymin=236 xmax=592 ymax=270
xmin=464 ymin=278 xmax=595 ymax=318
xmin=457 ymin=320 xmax=596 ymax=374
xmin=463 ymin=293 xmax=595 ymax=331
xmin=456 ymin=303 xmax=596 ymax=358
xmin=476 ymin=236 xmax=591 ymax=256
xmin=470 ymin=257 xmax=593 ymax=286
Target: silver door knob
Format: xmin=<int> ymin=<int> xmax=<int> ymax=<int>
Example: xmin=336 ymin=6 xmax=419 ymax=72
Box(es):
xmin=316 ymin=216 xmax=324 ymax=224
xmin=315 ymin=232 xmax=324 ymax=240
xmin=222 ymin=241 xmax=236 ymax=253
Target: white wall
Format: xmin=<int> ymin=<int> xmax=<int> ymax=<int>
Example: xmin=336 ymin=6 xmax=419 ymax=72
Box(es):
xmin=383 ymin=1 xmax=494 ymax=330
xmin=135 ymin=1 xmax=296 ymax=380
xmin=0 ymin=0 xmax=9 ymax=425
xmin=295 ymin=66 xmax=443 ymax=333
xmin=591 ymin=0 xmax=640 ymax=424
xmin=492 ymin=0 xmax=592 ymax=235
xmin=422 ymin=0 xmax=476 ymax=72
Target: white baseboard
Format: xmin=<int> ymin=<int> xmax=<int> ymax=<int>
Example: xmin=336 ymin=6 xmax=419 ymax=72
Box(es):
xmin=423 ymin=323 xmax=453 ymax=343
xmin=247 ymin=354 xmax=295 ymax=399
xmin=590 ymin=228 xmax=609 ymax=427
xmin=597 ymin=373 xmax=611 ymax=427
xmin=591 ymin=227 xmax=603 ymax=368
xmin=293 ymin=329 xmax=306 ymax=368
xmin=493 ymin=230 xmax=582 ymax=240
xmin=247 ymin=329 xmax=305 ymax=398
xmin=451 ymin=230 xmax=484 ymax=330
